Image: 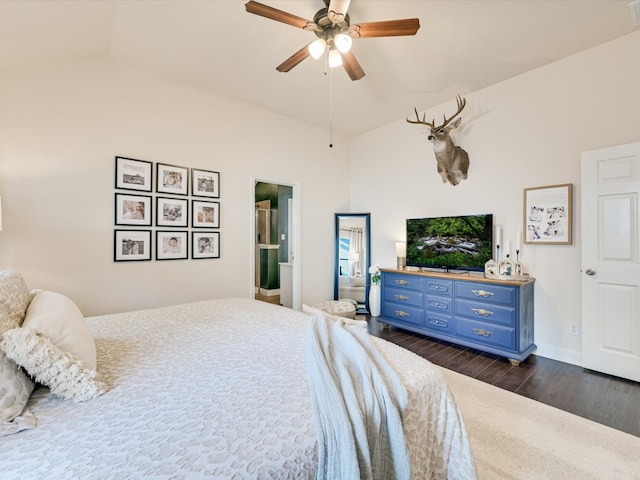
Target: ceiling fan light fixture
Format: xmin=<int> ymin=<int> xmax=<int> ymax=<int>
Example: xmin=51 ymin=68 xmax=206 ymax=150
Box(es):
xmin=308 ymin=38 xmax=327 ymax=59
xmin=334 ymin=33 xmax=352 ymax=53
xmin=328 ymin=47 xmax=343 ymax=68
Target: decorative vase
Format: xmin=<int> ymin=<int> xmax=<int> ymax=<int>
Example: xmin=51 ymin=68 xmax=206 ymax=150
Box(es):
xmin=369 ymin=283 xmax=381 ymax=317
xmin=484 ymin=258 xmax=498 ymax=276
xmin=498 ymin=254 xmax=514 ymax=276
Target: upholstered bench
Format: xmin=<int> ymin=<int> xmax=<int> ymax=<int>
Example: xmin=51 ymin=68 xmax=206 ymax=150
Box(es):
xmin=311 ymin=300 xmax=357 ymax=319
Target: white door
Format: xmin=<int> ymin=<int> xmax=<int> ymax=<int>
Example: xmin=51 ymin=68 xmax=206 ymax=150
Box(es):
xmin=581 ymin=141 xmax=640 ymax=382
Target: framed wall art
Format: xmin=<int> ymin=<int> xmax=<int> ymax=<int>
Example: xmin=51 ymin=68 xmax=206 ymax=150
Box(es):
xmin=192 ymin=200 xmax=220 ymax=228
xmin=156 ymin=230 xmax=188 ymax=260
xmin=156 ymin=196 xmax=188 ymax=227
xmin=157 ymin=163 xmax=188 ymax=195
xmin=115 ymin=193 xmax=152 ymax=226
xmin=114 ymin=230 xmax=151 ymax=261
xmin=192 ymin=168 xmax=220 ymax=198
xmin=115 ymin=156 xmax=153 ymax=192
xmin=192 ymin=231 xmax=220 ymax=259
xmin=523 ymin=183 xmax=573 ymax=245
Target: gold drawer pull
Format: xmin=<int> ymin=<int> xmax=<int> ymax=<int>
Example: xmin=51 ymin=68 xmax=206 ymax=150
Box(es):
xmin=395 ymin=294 xmax=409 ymax=301
xmin=395 ymin=310 xmax=409 ymax=318
xmin=395 ymin=279 xmax=410 ymax=286
xmin=472 ymin=289 xmax=494 ymax=298
xmin=473 ymin=328 xmax=492 ymax=337
xmin=472 ymin=308 xmax=493 ymax=317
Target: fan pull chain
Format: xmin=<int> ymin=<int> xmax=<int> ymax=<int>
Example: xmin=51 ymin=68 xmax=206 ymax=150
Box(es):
xmin=328 ymin=59 xmax=334 ymax=148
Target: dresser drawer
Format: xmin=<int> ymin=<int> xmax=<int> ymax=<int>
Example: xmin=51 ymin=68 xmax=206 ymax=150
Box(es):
xmin=425 ymin=294 xmax=453 ymax=315
xmin=425 ymin=312 xmax=453 ymax=334
xmin=455 ymin=298 xmax=516 ymax=327
xmin=382 ymin=303 xmax=423 ymax=327
xmin=455 ymin=281 xmax=516 ymax=306
xmin=384 ymin=273 xmax=425 ymax=292
xmin=385 ymin=286 xmax=423 ymax=308
xmin=456 ymin=318 xmax=515 ymax=351
xmin=425 ymin=278 xmax=453 ymax=296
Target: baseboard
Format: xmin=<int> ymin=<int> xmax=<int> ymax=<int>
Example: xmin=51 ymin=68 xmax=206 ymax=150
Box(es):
xmin=534 ymin=343 xmax=583 ymax=367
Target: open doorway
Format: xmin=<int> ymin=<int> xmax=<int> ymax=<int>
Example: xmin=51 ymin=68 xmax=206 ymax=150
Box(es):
xmin=252 ymin=179 xmax=300 ymax=310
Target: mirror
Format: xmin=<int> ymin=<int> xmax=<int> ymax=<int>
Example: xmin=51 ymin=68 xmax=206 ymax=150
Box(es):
xmin=334 ymin=213 xmax=371 ymax=312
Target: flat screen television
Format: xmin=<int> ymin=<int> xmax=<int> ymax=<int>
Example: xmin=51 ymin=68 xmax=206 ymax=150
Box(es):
xmin=406 ymin=214 xmax=493 ymax=272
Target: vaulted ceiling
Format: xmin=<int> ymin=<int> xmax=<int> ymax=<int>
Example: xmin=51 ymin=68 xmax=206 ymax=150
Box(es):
xmin=0 ymin=1 xmax=636 ymax=136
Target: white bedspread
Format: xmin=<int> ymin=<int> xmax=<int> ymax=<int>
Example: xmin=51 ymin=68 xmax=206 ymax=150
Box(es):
xmin=0 ymin=298 xmax=477 ymax=479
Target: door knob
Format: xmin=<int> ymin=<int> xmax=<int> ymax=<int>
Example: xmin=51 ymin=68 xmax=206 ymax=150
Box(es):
xmin=585 ymin=268 xmax=596 ymax=276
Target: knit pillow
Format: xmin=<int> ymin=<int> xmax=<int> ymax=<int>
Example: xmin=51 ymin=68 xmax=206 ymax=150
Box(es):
xmin=0 ymin=270 xmax=36 ymax=436
xmin=0 ymin=270 xmax=31 ymax=331
xmin=1 ymin=328 xmax=105 ymax=402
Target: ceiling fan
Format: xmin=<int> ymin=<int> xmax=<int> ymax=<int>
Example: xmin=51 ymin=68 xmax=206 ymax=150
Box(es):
xmin=245 ymin=0 xmax=420 ymax=81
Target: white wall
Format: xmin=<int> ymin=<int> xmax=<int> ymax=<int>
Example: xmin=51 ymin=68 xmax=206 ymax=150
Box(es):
xmin=0 ymin=57 xmax=351 ymax=315
xmin=349 ymin=31 xmax=640 ymax=365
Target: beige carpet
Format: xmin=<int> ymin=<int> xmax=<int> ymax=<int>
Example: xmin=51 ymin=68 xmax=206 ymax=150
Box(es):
xmin=440 ymin=367 xmax=640 ymax=480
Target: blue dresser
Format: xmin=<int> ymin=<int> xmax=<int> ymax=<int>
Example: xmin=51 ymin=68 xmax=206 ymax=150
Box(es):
xmin=381 ymin=269 xmax=536 ymax=365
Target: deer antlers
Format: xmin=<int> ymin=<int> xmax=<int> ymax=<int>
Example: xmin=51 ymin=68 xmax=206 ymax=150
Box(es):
xmin=406 ymin=94 xmax=466 ymax=129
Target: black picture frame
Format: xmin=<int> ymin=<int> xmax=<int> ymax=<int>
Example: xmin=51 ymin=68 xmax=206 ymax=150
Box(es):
xmin=156 ymin=230 xmax=188 ymax=260
xmin=114 ymin=230 xmax=151 ymax=262
xmin=115 ymin=156 xmax=153 ymax=192
xmin=192 ymin=168 xmax=220 ymax=198
xmin=156 ymin=196 xmax=188 ymax=227
xmin=192 ymin=231 xmax=220 ymax=259
xmin=115 ymin=193 xmax=152 ymax=226
xmin=157 ymin=163 xmax=189 ymax=195
xmin=192 ymin=200 xmax=220 ymax=228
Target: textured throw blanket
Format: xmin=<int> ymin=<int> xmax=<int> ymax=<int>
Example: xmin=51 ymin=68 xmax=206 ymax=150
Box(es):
xmin=305 ymin=313 xmax=411 ymax=480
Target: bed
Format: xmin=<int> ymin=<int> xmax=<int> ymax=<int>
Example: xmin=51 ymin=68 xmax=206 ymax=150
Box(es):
xmin=0 ymin=271 xmax=477 ymax=479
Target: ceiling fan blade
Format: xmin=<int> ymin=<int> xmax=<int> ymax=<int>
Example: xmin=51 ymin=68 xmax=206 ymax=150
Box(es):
xmin=245 ymin=1 xmax=310 ymax=29
xmin=328 ymin=0 xmax=351 ymax=23
xmin=349 ymin=18 xmax=420 ymax=38
xmin=276 ymin=44 xmax=312 ymax=73
xmin=341 ymin=50 xmax=365 ymax=81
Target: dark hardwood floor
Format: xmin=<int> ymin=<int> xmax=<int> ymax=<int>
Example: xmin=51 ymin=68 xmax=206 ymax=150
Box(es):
xmin=365 ymin=316 xmax=640 ymax=438
xmin=255 ymin=293 xmax=281 ymax=305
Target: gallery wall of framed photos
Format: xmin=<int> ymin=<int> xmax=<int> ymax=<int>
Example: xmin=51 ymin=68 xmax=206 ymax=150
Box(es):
xmin=114 ymin=156 xmax=221 ymax=262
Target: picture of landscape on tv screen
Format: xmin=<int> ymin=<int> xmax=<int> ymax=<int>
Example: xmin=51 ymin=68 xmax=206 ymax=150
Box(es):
xmin=406 ymin=214 xmax=493 ymax=271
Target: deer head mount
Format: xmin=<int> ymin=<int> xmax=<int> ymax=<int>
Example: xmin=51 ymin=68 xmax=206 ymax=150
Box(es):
xmin=407 ymin=95 xmax=470 ymax=186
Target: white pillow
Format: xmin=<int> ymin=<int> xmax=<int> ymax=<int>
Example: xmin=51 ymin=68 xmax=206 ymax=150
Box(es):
xmin=22 ymin=290 xmax=96 ymax=370
xmin=1 ymin=328 xmax=105 ymax=402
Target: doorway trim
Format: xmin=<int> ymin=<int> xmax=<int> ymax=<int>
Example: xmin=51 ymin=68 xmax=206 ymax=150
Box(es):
xmin=250 ymin=176 xmax=301 ymax=310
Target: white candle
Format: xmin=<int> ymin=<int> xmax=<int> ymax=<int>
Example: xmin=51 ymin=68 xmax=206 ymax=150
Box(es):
xmin=495 ymin=226 xmax=501 ymax=247
xmin=516 ymin=230 xmax=522 ymax=252
xmin=506 ymin=240 xmax=511 ymax=256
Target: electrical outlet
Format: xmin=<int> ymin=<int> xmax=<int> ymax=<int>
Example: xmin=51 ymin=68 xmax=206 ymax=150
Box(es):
xmin=569 ymin=323 xmax=580 ymax=336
